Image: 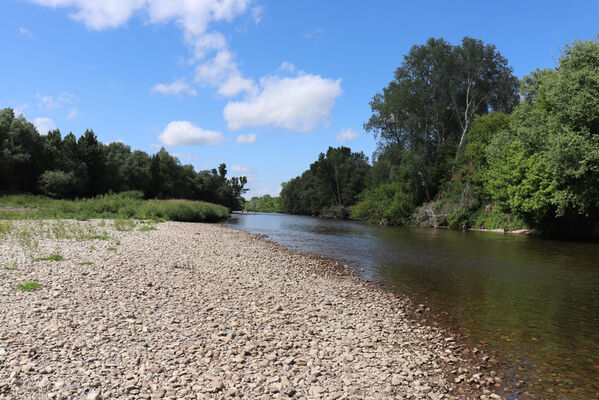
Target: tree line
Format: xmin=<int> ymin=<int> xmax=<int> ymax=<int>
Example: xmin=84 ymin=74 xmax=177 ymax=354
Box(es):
xmin=0 ymin=109 xmax=247 ymax=210
xmin=249 ymin=36 xmax=599 ymax=238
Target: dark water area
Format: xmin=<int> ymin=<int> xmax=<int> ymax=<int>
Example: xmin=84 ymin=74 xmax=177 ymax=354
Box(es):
xmin=223 ymin=212 xmax=599 ymax=399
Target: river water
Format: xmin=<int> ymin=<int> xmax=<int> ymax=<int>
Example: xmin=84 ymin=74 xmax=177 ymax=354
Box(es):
xmin=224 ymin=212 xmax=599 ymax=399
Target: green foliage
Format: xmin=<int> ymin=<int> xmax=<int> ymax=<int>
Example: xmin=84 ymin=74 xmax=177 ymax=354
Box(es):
xmin=484 ymin=37 xmax=599 ymax=236
xmin=37 ymin=170 xmax=80 ymax=198
xmin=0 ymin=192 xmax=229 ymax=223
xmin=280 ymin=146 xmax=370 ymax=217
xmin=485 ymin=141 xmax=555 ymax=226
xmin=17 ymin=281 xmax=42 ymax=292
xmin=243 ymin=195 xmax=283 ymax=213
xmin=364 ymin=36 xmax=519 ymax=204
xmin=0 ymin=111 xmax=248 ymax=210
xmin=107 ymin=247 xmax=117 ymax=251
xmin=350 ymin=182 xmax=415 ymax=225
xmin=469 ymin=207 xmax=528 ymax=231
xmin=78 ymin=261 xmax=93 ymax=266
xmin=34 ymin=254 xmax=64 ymax=261
xmin=356 ymin=36 xmax=599 ymax=237
xmin=138 ymin=225 xmax=157 ymax=232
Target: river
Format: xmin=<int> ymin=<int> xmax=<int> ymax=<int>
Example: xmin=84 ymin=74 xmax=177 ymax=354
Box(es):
xmin=224 ymin=212 xmax=599 ymax=399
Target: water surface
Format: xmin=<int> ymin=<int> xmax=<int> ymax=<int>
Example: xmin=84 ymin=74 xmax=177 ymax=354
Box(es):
xmin=224 ymin=212 xmax=599 ymax=399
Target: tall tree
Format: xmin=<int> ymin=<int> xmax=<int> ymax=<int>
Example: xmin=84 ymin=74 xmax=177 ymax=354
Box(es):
xmin=365 ymin=37 xmax=519 ymax=201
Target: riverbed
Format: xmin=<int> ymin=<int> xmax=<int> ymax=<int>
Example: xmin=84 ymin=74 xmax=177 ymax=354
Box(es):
xmin=0 ymin=219 xmax=489 ymax=399
xmin=225 ymin=212 xmax=599 ymax=400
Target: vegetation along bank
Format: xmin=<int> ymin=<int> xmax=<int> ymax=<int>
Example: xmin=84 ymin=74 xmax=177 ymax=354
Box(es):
xmin=245 ymin=37 xmax=599 ymax=239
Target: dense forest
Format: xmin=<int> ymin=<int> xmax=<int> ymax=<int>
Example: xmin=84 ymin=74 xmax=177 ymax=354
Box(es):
xmin=0 ymin=109 xmax=248 ymax=210
xmin=248 ymin=37 xmax=599 ymax=238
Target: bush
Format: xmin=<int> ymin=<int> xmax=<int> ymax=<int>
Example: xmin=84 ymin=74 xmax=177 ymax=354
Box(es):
xmin=38 ymin=170 xmax=80 ymax=198
xmin=350 ymin=182 xmax=415 ymax=225
xmin=320 ymin=205 xmax=349 ymax=219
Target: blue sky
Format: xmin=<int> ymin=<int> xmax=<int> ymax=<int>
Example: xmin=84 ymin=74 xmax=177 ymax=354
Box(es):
xmin=2 ymin=1 xmax=598 ymax=198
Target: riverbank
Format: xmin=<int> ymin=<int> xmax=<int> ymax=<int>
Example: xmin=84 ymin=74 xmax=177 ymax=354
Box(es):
xmin=1 ymin=220 xmax=503 ymax=399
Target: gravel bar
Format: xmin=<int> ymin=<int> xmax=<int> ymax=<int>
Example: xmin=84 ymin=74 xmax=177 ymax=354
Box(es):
xmin=0 ymin=220 xmax=504 ymax=400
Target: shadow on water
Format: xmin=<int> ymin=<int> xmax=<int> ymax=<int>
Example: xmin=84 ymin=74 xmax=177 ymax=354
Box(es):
xmin=225 ymin=213 xmax=599 ymax=399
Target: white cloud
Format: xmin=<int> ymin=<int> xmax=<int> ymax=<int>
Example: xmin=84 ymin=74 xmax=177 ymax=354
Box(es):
xmin=303 ymin=28 xmax=325 ymax=39
xmin=19 ymin=27 xmax=34 ymax=37
xmin=36 ymin=93 xmax=61 ymax=110
xmin=172 ymin=152 xmax=201 ymax=162
xmin=158 ymin=121 xmax=226 ymax=146
xmin=248 ymin=186 xmax=280 ymax=198
xmin=218 ymin=75 xmax=256 ymax=97
xmin=30 ymin=0 xmax=254 ymax=96
xmin=230 ymin=165 xmax=251 ymax=173
xmin=235 ymin=133 xmax=256 ymax=143
xmin=277 ymin=62 xmax=296 ymax=74
xmin=67 ymin=108 xmax=79 ymax=119
xmin=151 ymin=80 xmax=197 ymax=96
xmin=335 ymin=127 xmax=359 ymax=143
xmin=33 ymin=117 xmax=56 ymax=135
xmin=223 ymin=73 xmax=342 ymax=131
xmin=30 ymin=0 xmax=145 ymax=30
xmin=36 ymin=92 xmax=76 ymax=111
xmin=251 ymin=6 xmax=263 ymax=23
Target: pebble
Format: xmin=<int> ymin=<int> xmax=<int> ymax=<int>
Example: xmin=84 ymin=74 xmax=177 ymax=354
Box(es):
xmin=0 ymin=220 xmax=497 ymax=399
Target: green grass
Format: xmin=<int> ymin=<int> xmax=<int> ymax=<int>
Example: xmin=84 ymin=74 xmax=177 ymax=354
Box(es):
xmin=139 ymin=225 xmax=157 ymax=232
xmin=107 ymin=247 xmax=117 ymax=251
xmin=17 ymin=281 xmax=42 ymax=291
xmin=78 ymin=261 xmax=93 ymax=266
xmin=34 ymin=254 xmax=64 ymax=261
xmin=0 ymin=191 xmax=230 ymax=222
xmin=0 ymin=221 xmax=12 ymax=237
xmin=114 ymin=219 xmax=136 ymax=231
xmin=1 ymin=262 xmax=18 ymax=270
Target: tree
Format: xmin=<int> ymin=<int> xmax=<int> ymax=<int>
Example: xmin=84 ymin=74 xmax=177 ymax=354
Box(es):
xmin=280 ymin=146 xmax=370 ymax=217
xmin=0 ymin=108 xmax=250 ymax=210
xmin=365 ymin=37 xmax=519 ymax=202
xmin=485 ymin=37 xmax=599 ymax=235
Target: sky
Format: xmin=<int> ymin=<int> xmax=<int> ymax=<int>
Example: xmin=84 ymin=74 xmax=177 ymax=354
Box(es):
xmin=2 ymin=1 xmax=598 ymax=198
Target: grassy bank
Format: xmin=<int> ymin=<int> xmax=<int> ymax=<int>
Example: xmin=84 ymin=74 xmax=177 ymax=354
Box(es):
xmin=0 ymin=191 xmax=230 ymax=222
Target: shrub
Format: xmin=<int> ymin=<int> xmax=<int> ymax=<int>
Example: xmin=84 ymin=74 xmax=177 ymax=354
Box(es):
xmin=38 ymin=170 xmax=80 ymax=198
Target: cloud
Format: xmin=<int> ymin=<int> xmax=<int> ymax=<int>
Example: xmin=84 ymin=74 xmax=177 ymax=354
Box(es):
xmin=172 ymin=152 xmax=201 ymax=162
xmin=230 ymin=165 xmax=251 ymax=173
xmin=29 ymin=0 xmax=145 ymax=30
xmin=335 ymin=128 xmax=359 ymax=143
xmin=277 ymin=62 xmax=296 ymax=74
xmin=249 ymin=186 xmax=281 ymax=198
xmin=36 ymin=92 xmax=75 ymax=111
xmin=67 ymin=108 xmax=79 ymax=119
xmin=33 ymin=117 xmax=56 ymax=135
xmin=251 ymin=6 xmax=263 ymax=23
xmin=223 ymin=73 xmax=342 ymax=131
xmin=19 ymin=27 xmax=34 ymax=37
xmin=217 ymin=75 xmax=257 ymax=97
xmin=235 ymin=133 xmax=256 ymax=143
xmin=30 ymin=0 xmax=254 ymax=96
xmin=151 ymin=80 xmax=197 ymax=96
xmin=35 ymin=93 xmax=61 ymax=110
xmin=303 ymin=28 xmax=325 ymax=39
xmin=158 ymin=121 xmax=226 ymax=146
